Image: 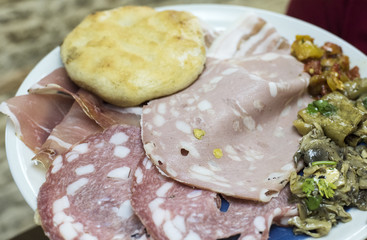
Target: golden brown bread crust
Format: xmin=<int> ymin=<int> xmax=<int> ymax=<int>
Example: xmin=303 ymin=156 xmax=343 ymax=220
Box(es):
xmin=61 ymin=6 xmax=206 ymax=107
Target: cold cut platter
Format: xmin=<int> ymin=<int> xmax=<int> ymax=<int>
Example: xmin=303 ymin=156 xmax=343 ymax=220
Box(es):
xmin=4 ymin=4 xmax=367 ymax=240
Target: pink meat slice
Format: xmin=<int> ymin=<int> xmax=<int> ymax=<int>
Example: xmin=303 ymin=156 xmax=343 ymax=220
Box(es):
xmin=37 ymin=125 xmax=149 ymax=240
xmin=141 ymin=54 xmax=310 ymax=201
xmin=29 ymin=67 xmax=80 ymax=94
xmin=131 ymin=158 xmax=297 ymax=240
xmin=33 ymin=101 xmax=103 ymax=169
xmin=0 ymin=94 xmax=73 ymax=152
xmin=28 ymin=68 xmax=141 ymax=167
xmin=29 ymin=68 xmax=141 ymax=128
xmin=207 ymin=12 xmax=289 ymax=59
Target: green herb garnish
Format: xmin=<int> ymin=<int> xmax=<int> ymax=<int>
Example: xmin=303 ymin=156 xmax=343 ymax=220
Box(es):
xmin=305 ymin=195 xmax=322 ymax=210
xmin=302 ymin=178 xmax=316 ymax=197
xmin=363 ymin=97 xmax=367 ymax=109
xmin=307 ymin=100 xmax=337 ymax=116
xmin=311 ymin=161 xmax=337 ymax=166
xmin=317 ymin=179 xmax=336 ymax=199
xmin=301 ymin=177 xmax=336 ymax=210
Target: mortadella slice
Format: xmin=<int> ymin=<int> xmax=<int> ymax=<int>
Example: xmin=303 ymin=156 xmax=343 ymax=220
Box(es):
xmin=37 ymin=124 xmax=149 ymax=240
xmin=141 ymin=53 xmax=310 ymax=201
xmin=131 ymin=157 xmax=297 ymax=240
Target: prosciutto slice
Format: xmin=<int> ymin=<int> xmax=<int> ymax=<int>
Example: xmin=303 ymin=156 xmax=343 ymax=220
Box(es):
xmin=207 ymin=12 xmax=289 ymax=59
xmin=28 ymin=68 xmax=141 ymax=167
xmin=33 ymin=101 xmax=103 ymax=169
xmin=29 ymin=68 xmax=141 ymax=129
xmin=131 ymin=157 xmax=297 ymax=240
xmin=141 ymin=54 xmax=310 ymax=201
xmin=0 ymin=94 xmax=73 ymax=152
xmin=37 ymin=125 xmax=149 ymax=240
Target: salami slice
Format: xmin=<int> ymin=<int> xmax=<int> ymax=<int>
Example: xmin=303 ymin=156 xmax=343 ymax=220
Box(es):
xmin=131 ymin=158 xmax=297 ymax=240
xmin=37 ymin=125 xmax=148 ymax=240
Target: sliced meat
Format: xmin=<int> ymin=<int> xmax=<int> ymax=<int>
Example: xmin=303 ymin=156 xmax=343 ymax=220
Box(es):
xmin=75 ymin=89 xmax=141 ymax=128
xmin=28 ymin=68 xmax=141 ymax=168
xmin=131 ymin=158 xmax=297 ymax=240
xmin=207 ymin=12 xmax=289 ymax=59
xmin=141 ymin=54 xmax=310 ymax=201
xmin=32 ymin=101 xmax=103 ymax=169
xmin=29 ymin=68 xmax=141 ymax=128
xmin=0 ymin=94 xmax=73 ymax=152
xmin=37 ymin=124 xmax=148 ymax=240
xmin=29 ymin=67 xmax=79 ymax=94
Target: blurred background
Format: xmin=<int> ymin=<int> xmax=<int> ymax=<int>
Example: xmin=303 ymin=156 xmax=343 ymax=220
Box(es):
xmin=0 ymin=0 xmax=290 ymax=239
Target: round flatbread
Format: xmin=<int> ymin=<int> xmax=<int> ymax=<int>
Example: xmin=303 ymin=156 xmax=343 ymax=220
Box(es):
xmin=61 ymin=6 xmax=206 ymax=107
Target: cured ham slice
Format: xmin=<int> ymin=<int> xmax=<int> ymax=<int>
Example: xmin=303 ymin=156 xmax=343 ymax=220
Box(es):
xmin=29 ymin=67 xmax=79 ymax=94
xmin=131 ymin=157 xmax=297 ymax=240
xmin=28 ymin=68 xmax=141 ymax=167
xmin=207 ymin=12 xmax=289 ymax=59
xmin=37 ymin=125 xmax=149 ymax=240
xmin=33 ymin=102 xmax=103 ymax=169
xmin=141 ymin=54 xmax=310 ymax=201
xmin=0 ymin=94 xmax=73 ymax=152
xmin=29 ymin=68 xmax=141 ymax=128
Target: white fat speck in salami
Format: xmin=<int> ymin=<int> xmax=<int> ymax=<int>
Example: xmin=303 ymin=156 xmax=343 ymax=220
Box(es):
xmin=114 ymin=200 xmax=134 ymax=221
xmin=131 ymin=158 xmax=297 ymax=240
xmin=107 ymin=167 xmax=131 ymax=180
xmin=37 ymin=125 xmax=149 ymax=240
xmin=114 ymin=146 xmax=131 ymax=158
xmin=75 ymin=164 xmax=95 ymax=175
xmin=66 ymin=152 xmax=79 ymax=163
xmin=141 ymin=50 xmax=310 ymax=201
xmin=109 ymin=132 xmax=129 ymax=145
xmin=51 ymin=155 xmax=63 ymax=174
xmin=80 ymin=234 xmax=98 ymax=240
xmin=134 ymin=167 xmax=143 ymax=184
xmin=72 ymin=143 xmax=89 ymax=154
xmin=156 ymin=182 xmax=174 ymax=197
xmin=67 ymin=178 xmax=89 ymax=196
xmin=53 ymin=196 xmax=70 ymax=214
xmin=60 ymin=222 xmax=78 ymax=240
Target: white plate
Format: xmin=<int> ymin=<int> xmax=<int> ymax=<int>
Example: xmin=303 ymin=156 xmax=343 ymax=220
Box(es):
xmin=5 ymin=4 xmax=367 ymax=240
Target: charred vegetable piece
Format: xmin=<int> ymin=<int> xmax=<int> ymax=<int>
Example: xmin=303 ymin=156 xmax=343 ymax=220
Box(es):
xmin=342 ymin=78 xmax=367 ymax=100
xmin=291 ymin=36 xmax=360 ymax=98
xmin=291 ymin=35 xmax=324 ymax=61
xmin=295 ymin=91 xmax=364 ymax=146
xmin=288 ymin=216 xmax=332 ymax=238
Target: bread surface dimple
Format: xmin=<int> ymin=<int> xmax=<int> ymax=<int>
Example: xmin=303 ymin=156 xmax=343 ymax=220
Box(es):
xmin=61 ymin=6 xmax=206 ymax=107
